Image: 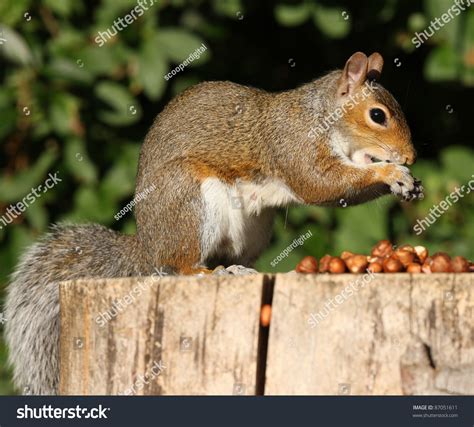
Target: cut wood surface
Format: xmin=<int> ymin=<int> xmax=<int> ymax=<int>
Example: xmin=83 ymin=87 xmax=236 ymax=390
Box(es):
xmin=60 ymin=275 xmax=263 ymax=395
xmin=59 ymin=273 xmax=474 ymax=395
xmin=265 ymin=273 xmax=474 ymax=395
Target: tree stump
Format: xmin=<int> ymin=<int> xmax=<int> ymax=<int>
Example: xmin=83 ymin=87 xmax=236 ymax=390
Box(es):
xmin=60 ymin=275 xmax=264 ymax=395
xmin=59 ymin=273 xmax=474 ymax=395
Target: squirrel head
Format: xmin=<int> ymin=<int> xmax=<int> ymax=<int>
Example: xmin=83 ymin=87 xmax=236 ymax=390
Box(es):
xmin=324 ymin=52 xmax=416 ymax=166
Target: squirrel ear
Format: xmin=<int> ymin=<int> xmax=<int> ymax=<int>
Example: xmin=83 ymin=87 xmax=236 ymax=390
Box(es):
xmin=338 ymin=52 xmax=368 ymax=97
xmin=367 ymin=52 xmax=384 ymax=81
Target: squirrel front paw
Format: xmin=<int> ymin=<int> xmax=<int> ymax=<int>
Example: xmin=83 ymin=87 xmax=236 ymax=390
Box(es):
xmin=376 ymin=164 xmax=424 ymax=201
xmin=407 ymin=178 xmax=424 ymax=201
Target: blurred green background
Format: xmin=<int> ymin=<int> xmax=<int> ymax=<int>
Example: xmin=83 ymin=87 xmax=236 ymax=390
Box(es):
xmin=0 ymin=0 xmax=473 ymax=394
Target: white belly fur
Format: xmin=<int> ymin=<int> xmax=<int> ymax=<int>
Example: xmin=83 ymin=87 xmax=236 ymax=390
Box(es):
xmin=200 ymin=177 xmax=301 ymax=263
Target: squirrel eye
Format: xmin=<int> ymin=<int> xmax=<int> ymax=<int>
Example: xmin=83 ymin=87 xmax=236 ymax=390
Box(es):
xmin=369 ymin=108 xmax=386 ymax=125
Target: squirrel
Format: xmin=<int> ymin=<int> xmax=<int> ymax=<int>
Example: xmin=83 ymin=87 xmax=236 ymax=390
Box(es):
xmin=4 ymin=51 xmax=423 ymax=395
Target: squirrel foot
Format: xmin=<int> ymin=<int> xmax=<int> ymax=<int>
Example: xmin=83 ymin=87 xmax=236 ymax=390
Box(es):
xmin=212 ymin=265 xmax=258 ymax=275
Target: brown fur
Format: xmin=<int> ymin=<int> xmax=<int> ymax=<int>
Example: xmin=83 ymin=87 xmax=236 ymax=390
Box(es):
xmin=135 ymin=52 xmax=418 ymax=272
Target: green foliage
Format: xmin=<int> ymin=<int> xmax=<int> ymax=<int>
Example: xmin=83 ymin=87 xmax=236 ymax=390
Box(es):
xmin=0 ymin=0 xmax=472 ymax=394
xmin=275 ymin=2 xmax=350 ymax=38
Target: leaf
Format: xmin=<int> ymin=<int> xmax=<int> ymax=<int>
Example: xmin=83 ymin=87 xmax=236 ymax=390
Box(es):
xmin=95 ymin=81 xmax=142 ymax=126
xmin=44 ymin=57 xmax=94 ymax=84
xmin=94 ymin=0 xmax=146 ymax=25
xmin=0 ymin=149 xmax=58 ymax=203
xmin=0 ymin=0 xmax=30 ymax=26
xmin=333 ymin=200 xmax=391 ymax=255
xmin=67 ymin=186 xmax=116 ymax=224
xmin=8 ymin=226 xmax=35 ymax=264
xmin=0 ymin=26 xmax=34 ymax=66
xmin=64 ymin=138 xmax=98 ymax=184
xmin=46 ymin=27 xmax=84 ymax=56
xmin=44 ymin=0 xmax=80 ymax=17
xmin=100 ymin=143 xmax=140 ymax=201
xmin=100 ymin=161 xmax=137 ymax=201
xmin=408 ymin=13 xmax=428 ymax=32
xmin=274 ymin=3 xmax=311 ymax=27
xmin=121 ymin=219 xmax=137 ymax=234
xmin=0 ymin=88 xmax=16 ymax=139
xmin=462 ymin=10 xmax=474 ymax=86
xmin=440 ymin=145 xmax=474 ymax=182
xmin=313 ymin=5 xmax=351 ymax=39
xmin=423 ymin=0 xmax=460 ymax=46
xmin=424 ymin=45 xmax=459 ymax=81
xmin=171 ymin=75 xmax=200 ymax=96
xmin=156 ymin=28 xmax=209 ymax=65
xmin=78 ymin=45 xmax=121 ymax=76
xmin=378 ymin=0 xmax=397 ymax=22
xmin=138 ymin=37 xmax=167 ymax=99
xmin=213 ymin=0 xmax=243 ymax=19
xmin=24 ymin=201 xmax=48 ymax=231
xmin=49 ymin=93 xmax=80 ymax=136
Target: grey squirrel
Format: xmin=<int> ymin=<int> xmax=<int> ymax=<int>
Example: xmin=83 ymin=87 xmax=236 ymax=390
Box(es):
xmin=4 ymin=52 xmax=423 ymax=395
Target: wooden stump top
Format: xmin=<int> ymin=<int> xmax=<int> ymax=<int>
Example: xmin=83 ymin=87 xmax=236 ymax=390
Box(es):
xmin=59 ymin=273 xmax=474 ymax=395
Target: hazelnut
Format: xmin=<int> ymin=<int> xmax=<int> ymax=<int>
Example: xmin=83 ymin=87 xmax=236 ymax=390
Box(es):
xmin=319 ymin=254 xmax=332 ymax=273
xmin=383 ymin=257 xmax=403 ymax=273
xmin=260 ymin=304 xmax=272 ymax=327
xmin=345 ymin=255 xmax=368 ymax=274
xmin=451 ymin=256 xmax=469 ymax=273
xmin=296 ymin=256 xmax=318 ymax=274
xmin=371 ymin=240 xmax=393 ymax=258
xmin=395 ymin=249 xmax=416 ymax=267
xmin=399 ymin=244 xmax=415 ymax=253
xmin=431 ymin=254 xmax=452 ymax=273
xmin=340 ymin=251 xmax=354 ymax=261
xmin=432 ymin=252 xmax=451 ymax=261
xmin=329 ymin=257 xmax=346 ymax=274
xmin=367 ymin=261 xmax=383 ymax=273
xmin=421 ymin=257 xmax=432 ymax=274
xmin=367 ymin=256 xmax=384 ymax=264
xmin=414 ymin=246 xmax=429 ymax=263
xmin=406 ymin=263 xmax=422 ymax=273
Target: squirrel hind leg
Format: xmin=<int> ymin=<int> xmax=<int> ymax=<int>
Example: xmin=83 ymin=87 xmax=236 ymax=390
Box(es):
xmin=178 ymin=266 xmax=214 ymax=276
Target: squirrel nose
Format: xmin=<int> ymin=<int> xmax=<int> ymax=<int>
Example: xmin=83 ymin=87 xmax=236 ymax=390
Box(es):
xmin=405 ymin=150 xmax=417 ymax=165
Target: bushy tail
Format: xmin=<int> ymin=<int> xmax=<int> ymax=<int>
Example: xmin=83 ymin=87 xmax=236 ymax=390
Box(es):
xmin=4 ymin=224 xmax=148 ymax=395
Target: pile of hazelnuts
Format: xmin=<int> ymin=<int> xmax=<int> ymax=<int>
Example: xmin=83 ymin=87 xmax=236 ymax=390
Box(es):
xmin=295 ymin=240 xmax=474 ymax=274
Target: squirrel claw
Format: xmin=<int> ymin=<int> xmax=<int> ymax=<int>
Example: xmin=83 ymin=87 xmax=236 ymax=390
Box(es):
xmin=405 ymin=178 xmax=424 ymax=201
